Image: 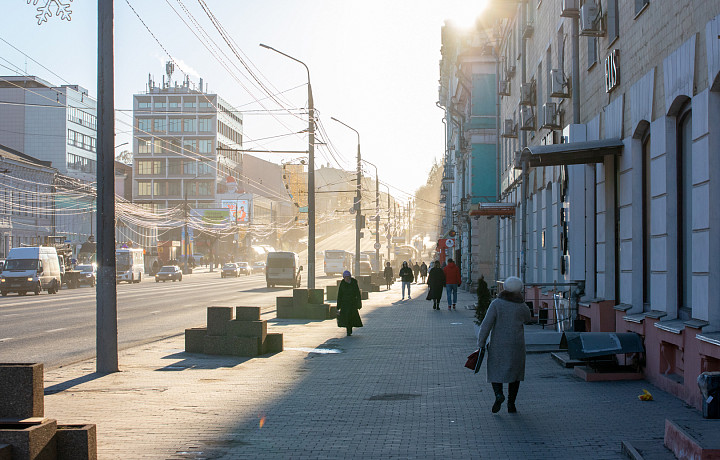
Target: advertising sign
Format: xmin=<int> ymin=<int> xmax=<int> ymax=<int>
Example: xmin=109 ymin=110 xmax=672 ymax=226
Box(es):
xmin=220 ymin=199 xmax=250 ymax=223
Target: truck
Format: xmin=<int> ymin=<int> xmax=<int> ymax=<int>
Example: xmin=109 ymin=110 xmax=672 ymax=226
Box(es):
xmin=0 ymin=246 xmax=62 ymax=296
xmin=44 ymin=236 xmax=83 ymax=289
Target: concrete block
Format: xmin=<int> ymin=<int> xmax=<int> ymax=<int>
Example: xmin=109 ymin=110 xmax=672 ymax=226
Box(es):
xmin=207 ymin=306 xmax=233 ymax=336
xmin=0 ymin=363 xmax=44 ymax=419
xmin=0 ymin=418 xmax=57 ymax=460
xmin=234 ymin=306 xmax=260 ymax=321
xmin=55 ymin=424 xmax=97 ymax=460
xmin=327 ymin=306 xmax=338 ymax=319
xmin=184 ymin=328 xmax=207 ymax=353
xmin=0 ymin=444 xmax=10 ymax=460
xmin=276 ymin=304 xmax=295 ymax=319
xmin=370 ymin=284 xmax=380 ymax=292
xmin=276 ymin=297 xmax=293 ymax=308
xmin=227 ymin=320 xmax=267 ymax=341
xmin=292 ymin=289 xmax=309 ymax=307
xmin=203 ymin=335 xmax=229 ymax=356
xmin=305 ymin=304 xmax=329 ymax=320
xmin=308 ymin=289 xmax=324 ymax=304
xmin=326 ymin=285 xmax=338 ymax=301
xmin=360 ymin=290 xmax=369 ymax=300
xmin=262 ymin=333 xmax=283 ymax=354
xmin=226 ymin=336 xmax=261 ymax=357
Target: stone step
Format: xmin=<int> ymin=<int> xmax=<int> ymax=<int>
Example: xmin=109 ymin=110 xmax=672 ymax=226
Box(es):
xmin=621 ymin=440 xmax=676 ymax=460
xmin=551 ymin=351 xmax=585 ymax=367
xmin=664 ymin=418 xmax=720 ymax=460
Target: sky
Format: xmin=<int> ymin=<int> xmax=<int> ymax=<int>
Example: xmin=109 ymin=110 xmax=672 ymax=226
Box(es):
xmin=1 ymin=0 xmax=487 ymax=198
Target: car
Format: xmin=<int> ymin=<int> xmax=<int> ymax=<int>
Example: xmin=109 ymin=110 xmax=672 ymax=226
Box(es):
xmin=236 ymin=262 xmax=251 ymax=276
xmin=221 ymin=263 xmax=240 ymax=278
xmin=155 ymin=265 xmax=182 ymax=282
xmin=252 ymin=261 xmax=266 ymax=274
xmin=75 ymin=264 xmax=96 ymax=287
xmin=359 ymin=260 xmax=373 ymax=276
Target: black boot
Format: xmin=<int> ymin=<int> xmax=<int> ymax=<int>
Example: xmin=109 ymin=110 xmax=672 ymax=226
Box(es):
xmin=507 ymin=381 xmax=520 ymax=413
xmin=491 ymin=383 xmax=505 ymax=413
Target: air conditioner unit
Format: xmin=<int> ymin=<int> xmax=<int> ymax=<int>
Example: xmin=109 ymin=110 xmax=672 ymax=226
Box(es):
xmin=561 ymin=0 xmax=580 ymax=18
xmin=501 ymin=119 xmax=518 ymax=139
xmin=506 ymin=63 xmax=516 ymax=77
xmin=580 ymin=1 xmax=604 ymax=37
xmin=550 ymin=69 xmax=569 ymax=98
xmin=499 ymin=80 xmax=511 ymax=96
xmin=519 ymin=83 xmax=534 ymax=106
xmin=513 ymin=150 xmax=524 ymax=170
xmin=522 ymin=21 xmax=534 ymax=39
xmin=541 ymin=103 xmax=561 ymax=130
xmin=519 ymin=106 xmax=535 ymax=131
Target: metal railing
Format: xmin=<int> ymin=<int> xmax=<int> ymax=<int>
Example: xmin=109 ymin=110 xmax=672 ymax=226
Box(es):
xmin=497 ymin=280 xmax=583 ymax=332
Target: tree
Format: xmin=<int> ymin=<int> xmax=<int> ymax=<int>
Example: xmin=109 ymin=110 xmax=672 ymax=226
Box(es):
xmin=475 ymin=275 xmax=491 ymax=325
xmin=115 ymin=150 xmax=133 ymax=165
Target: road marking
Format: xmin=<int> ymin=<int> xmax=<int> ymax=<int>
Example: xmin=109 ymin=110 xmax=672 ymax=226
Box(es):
xmin=2 ymin=313 xmax=21 ymax=317
xmin=56 ymin=307 xmax=70 ymax=311
xmin=150 ymin=310 xmax=161 ymax=315
xmin=45 ymin=328 xmax=66 ymax=333
xmin=0 ymin=338 xmax=12 ymax=343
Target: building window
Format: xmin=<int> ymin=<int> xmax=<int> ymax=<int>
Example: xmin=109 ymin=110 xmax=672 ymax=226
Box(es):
xmin=137 ymin=118 xmax=151 ymax=133
xmin=587 ymin=37 xmax=598 ymax=69
xmin=168 ymin=99 xmax=180 ymax=109
xmin=137 ymin=182 xmax=152 ymax=197
xmin=138 ymin=138 xmax=151 ymax=154
xmin=183 ymin=98 xmax=196 ymax=109
xmin=153 ymin=118 xmax=167 ymax=133
xmin=183 ymin=139 xmax=197 ymax=153
xmin=198 ymin=98 xmax=213 ymax=109
xmin=677 ymin=103 xmax=693 ymax=318
xmin=168 ymin=159 xmax=181 ymax=175
xmin=137 ymin=99 xmax=151 ymax=109
xmin=183 ymin=160 xmax=196 ymax=175
xmin=198 ymin=161 xmax=213 ymax=176
xmin=183 ymin=118 xmax=196 ymax=132
xmin=198 ymin=139 xmax=213 ymax=154
xmin=154 ymin=99 xmax=166 ymax=110
xmin=635 ymin=0 xmax=649 ymax=16
xmin=607 ymin=0 xmax=619 ymax=45
xmin=642 ymin=132 xmax=651 ymax=310
xmin=168 ymin=118 xmax=182 ymax=132
xmin=167 ymin=181 xmax=181 ymax=196
xmin=198 ymin=118 xmax=213 ymax=132
xmin=137 ymin=160 xmax=164 ymax=175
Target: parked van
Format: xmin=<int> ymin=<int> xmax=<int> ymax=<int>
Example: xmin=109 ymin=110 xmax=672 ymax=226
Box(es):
xmin=265 ymin=252 xmax=302 ymax=288
xmin=0 ymin=247 xmax=62 ymax=296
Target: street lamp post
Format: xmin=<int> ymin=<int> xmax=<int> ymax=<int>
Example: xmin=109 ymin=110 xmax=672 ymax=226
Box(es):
xmin=362 ymin=159 xmax=380 ymax=272
xmin=260 ymin=44 xmax=315 ymax=289
xmin=331 ymin=117 xmax=361 ymax=276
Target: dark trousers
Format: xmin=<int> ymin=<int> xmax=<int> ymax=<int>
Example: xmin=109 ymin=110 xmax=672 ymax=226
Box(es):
xmin=492 ymin=381 xmax=520 ymax=403
xmin=432 ymin=298 xmax=440 ymax=309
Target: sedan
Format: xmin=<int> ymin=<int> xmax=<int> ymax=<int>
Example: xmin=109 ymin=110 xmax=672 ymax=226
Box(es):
xmin=76 ymin=264 xmax=96 ymax=287
xmin=236 ymin=262 xmax=252 ymax=276
xmin=155 ymin=265 xmax=183 ymax=282
xmin=252 ymin=261 xmax=265 ymax=274
xmin=221 ymin=263 xmax=240 ymax=278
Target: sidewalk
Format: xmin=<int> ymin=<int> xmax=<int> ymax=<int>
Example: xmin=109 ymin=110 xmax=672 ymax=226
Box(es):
xmin=43 ymin=283 xmax=703 ymax=459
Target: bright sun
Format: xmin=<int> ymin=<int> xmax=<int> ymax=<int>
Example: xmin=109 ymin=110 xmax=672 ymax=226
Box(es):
xmin=441 ymin=0 xmax=490 ymax=29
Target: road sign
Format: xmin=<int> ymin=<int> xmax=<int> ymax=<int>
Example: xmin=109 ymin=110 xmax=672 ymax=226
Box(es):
xmin=374 ymin=242 xmax=381 ymax=250
xmin=446 ymin=238 xmax=455 ymax=248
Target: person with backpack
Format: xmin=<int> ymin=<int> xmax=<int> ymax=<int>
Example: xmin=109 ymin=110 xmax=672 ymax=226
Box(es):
xmin=398 ymin=261 xmax=414 ymax=300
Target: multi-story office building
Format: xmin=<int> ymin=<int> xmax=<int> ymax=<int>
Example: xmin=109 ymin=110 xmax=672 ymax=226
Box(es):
xmin=131 ymin=72 xmax=244 ymax=212
xmin=474 ymin=0 xmax=720 ymax=409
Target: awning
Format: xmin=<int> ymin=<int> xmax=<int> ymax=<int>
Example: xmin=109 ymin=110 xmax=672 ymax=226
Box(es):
xmin=521 ymin=138 xmax=624 ymax=167
xmin=560 ymin=332 xmax=644 ymax=360
xmin=469 ymin=203 xmax=516 ymax=217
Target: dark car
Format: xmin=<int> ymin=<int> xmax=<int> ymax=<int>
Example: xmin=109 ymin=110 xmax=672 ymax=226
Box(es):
xmin=155 ymin=265 xmax=182 ymax=282
xmin=221 ymin=263 xmax=240 ymax=278
xmin=76 ymin=264 xmax=96 ymax=287
xmin=236 ymin=262 xmax=251 ymax=276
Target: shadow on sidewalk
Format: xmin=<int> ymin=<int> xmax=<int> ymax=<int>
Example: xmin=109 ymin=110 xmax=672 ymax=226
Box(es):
xmin=45 ymin=372 xmax=108 ymax=395
xmin=154 ymin=351 xmax=255 ymax=371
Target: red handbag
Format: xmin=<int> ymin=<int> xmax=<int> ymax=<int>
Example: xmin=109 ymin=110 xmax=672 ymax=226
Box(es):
xmin=464 ymin=348 xmax=485 ymax=373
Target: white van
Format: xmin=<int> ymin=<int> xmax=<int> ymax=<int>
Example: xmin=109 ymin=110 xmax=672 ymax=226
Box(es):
xmin=265 ymin=252 xmax=302 ymax=288
xmin=0 ymin=247 xmax=62 ymax=296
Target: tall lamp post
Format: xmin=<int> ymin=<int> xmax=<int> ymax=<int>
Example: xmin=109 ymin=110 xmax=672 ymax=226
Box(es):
xmin=330 ymin=117 xmax=361 ymax=276
xmin=260 ymin=44 xmax=315 ymax=289
xmin=362 ymin=159 xmax=380 ymax=272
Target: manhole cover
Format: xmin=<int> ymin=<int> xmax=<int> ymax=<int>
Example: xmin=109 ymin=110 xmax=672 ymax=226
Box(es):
xmin=367 ymin=393 xmax=421 ymax=401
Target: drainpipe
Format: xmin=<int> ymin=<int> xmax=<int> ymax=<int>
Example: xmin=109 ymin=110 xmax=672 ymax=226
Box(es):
xmin=520 ymin=0 xmax=528 ymax=283
xmin=572 ymin=12 xmax=580 ymax=124
xmin=493 ymin=46 xmax=501 ymax=287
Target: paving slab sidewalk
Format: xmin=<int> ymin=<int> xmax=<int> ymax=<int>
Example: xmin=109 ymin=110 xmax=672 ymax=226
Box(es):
xmin=43 ymin=284 xmax=703 ymax=459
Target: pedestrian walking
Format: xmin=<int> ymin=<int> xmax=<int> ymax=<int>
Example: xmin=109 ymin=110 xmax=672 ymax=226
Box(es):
xmin=443 ymin=258 xmax=461 ymax=310
xmin=337 ymin=270 xmax=363 ymax=336
xmin=412 ymin=262 xmax=420 ymax=284
xmin=419 ymin=261 xmax=428 ymax=284
xmin=398 ymin=261 xmax=414 ymax=300
xmin=383 ymin=261 xmax=394 ymax=290
xmin=426 ymin=260 xmax=445 ymax=310
xmin=476 ymin=276 xmax=531 ymax=414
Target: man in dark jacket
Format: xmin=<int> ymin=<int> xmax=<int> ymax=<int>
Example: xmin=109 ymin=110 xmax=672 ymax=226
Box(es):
xmin=426 ymin=261 xmax=446 ymax=310
xmin=419 ymin=261 xmax=428 ymax=283
xmin=412 ymin=262 xmax=420 ymax=284
xmin=383 ymin=262 xmax=394 ymax=290
xmin=337 ymin=270 xmax=363 ymax=336
xmin=443 ymin=258 xmax=461 ymax=310
xmin=398 ymin=261 xmax=414 ymax=300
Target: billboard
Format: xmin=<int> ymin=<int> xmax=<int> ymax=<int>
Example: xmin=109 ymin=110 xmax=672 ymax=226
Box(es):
xmin=220 ymin=199 xmax=250 ymax=223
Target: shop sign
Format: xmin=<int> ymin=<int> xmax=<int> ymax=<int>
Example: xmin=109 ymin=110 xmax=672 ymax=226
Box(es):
xmin=605 ymin=49 xmax=619 ymax=93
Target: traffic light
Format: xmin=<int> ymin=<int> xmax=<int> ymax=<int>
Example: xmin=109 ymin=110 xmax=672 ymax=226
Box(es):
xmin=449 ymin=230 xmax=456 ymax=237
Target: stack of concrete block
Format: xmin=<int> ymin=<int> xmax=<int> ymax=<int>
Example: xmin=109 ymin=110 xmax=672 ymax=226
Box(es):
xmin=185 ymin=306 xmax=283 ymax=357
xmin=0 ymin=363 xmax=97 ymax=460
xmin=334 ymin=280 xmax=369 ymax=300
xmin=325 ymin=284 xmax=338 ymax=301
xmin=276 ymin=289 xmax=336 ymax=320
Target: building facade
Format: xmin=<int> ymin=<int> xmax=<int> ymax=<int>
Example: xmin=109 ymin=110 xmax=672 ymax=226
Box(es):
xmin=483 ymin=0 xmax=720 ymax=409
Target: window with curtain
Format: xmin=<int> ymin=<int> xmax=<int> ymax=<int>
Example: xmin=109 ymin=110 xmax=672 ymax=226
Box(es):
xmin=677 ymin=104 xmax=693 ymax=318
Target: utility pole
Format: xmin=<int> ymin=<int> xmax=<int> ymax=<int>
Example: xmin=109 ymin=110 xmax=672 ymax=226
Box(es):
xmin=96 ymin=0 xmax=118 ymax=373
xmin=362 ymin=160 xmax=380 ymax=271
xmin=183 ymin=186 xmax=188 ymax=273
xmin=386 ymin=185 xmax=391 ymax=263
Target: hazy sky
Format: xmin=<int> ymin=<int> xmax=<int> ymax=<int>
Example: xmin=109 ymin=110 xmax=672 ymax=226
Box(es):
xmin=2 ymin=1 xmax=487 ymax=197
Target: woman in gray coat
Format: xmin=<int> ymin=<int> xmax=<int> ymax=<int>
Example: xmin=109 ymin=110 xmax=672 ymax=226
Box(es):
xmin=476 ymin=276 xmax=531 ymax=413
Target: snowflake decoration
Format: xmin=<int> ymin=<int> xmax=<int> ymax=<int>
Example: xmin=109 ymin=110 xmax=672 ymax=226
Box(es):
xmin=27 ymin=0 xmax=73 ymax=25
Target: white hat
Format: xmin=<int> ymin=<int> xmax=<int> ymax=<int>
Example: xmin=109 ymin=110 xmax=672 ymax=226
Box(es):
xmin=504 ymin=276 xmax=523 ymax=293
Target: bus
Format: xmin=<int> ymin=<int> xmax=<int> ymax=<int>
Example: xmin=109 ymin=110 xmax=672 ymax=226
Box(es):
xmin=116 ymin=248 xmax=145 ymax=284
xmin=324 ymin=250 xmax=353 ymax=276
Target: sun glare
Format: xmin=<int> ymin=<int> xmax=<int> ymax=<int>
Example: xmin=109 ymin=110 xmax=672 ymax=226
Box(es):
xmin=442 ymin=0 xmax=489 ymax=29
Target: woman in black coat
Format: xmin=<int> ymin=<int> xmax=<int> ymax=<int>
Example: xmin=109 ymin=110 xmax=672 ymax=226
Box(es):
xmin=337 ymin=270 xmax=363 ymax=336
xmin=426 ymin=261 xmax=446 ymax=310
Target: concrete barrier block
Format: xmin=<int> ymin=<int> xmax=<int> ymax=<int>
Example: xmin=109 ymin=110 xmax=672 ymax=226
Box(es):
xmin=56 ymin=424 xmax=97 ymax=460
xmin=361 ymin=290 xmax=369 ymax=300
xmin=370 ymin=284 xmax=380 ymax=292
xmin=227 ymin=320 xmax=267 ymax=341
xmin=327 ymin=306 xmax=338 ymax=319
xmin=203 ymin=335 xmax=229 ymax=355
xmin=308 ymin=289 xmax=324 ymax=304
xmin=0 ymin=419 xmax=57 ymax=460
xmin=207 ymin=306 xmax=233 ymax=336
xmin=0 ymin=363 xmax=44 ymax=419
xmin=276 ymin=304 xmax=295 ymax=319
xmin=234 ymin=306 xmax=261 ymax=321
xmin=305 ymin=304 xmax=329 ymax=320
xmin=326 ymin=285 xmax=338 ymax=301
xmin=292 ymin=289 xmax=309 ymax=307
xmin=227 ymin=337 xmax=261 ymax=357
xmin=276 ymin=297 xmax=293 ymax=309
xmin=184 ymin=328 xmax=207 ymax=353
xmin=263 ymin=333 xmax=283 ymax=354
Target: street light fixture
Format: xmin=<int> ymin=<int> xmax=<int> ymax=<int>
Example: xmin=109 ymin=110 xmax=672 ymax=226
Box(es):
xmin=260 ymin=43 xmax=316 ymax=289
xmin=330 ymin=116 xmax=361 ymax=276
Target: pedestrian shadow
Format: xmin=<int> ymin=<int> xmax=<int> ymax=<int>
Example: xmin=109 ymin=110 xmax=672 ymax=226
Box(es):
xmin=45 ymin=372 xmax=108 ymax=395
xmin=154 ymin=351 xmax=253 ymax=371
